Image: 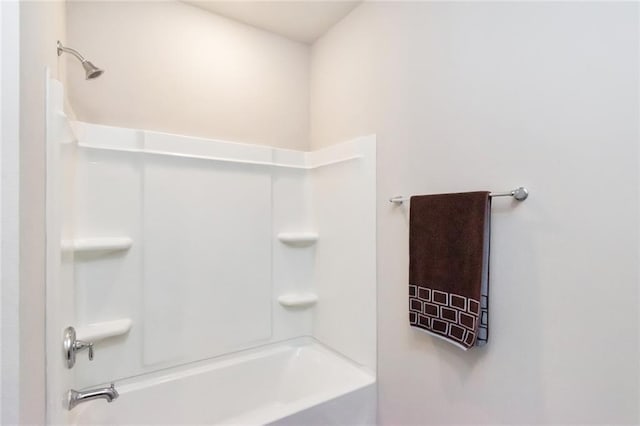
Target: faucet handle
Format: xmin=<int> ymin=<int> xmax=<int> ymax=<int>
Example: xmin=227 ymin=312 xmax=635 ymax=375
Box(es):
xmin=74 ymin=340 xmax=94 ymax=361
xmin=63 ymin=326 xmax=95 ymax=368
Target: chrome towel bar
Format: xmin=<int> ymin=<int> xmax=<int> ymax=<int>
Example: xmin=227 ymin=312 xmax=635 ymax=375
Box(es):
xmin=389 ymin=186 xmax=529 ymax=204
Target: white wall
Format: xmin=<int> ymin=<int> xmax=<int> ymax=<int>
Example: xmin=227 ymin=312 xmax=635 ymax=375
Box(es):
xmin=19 ymin=1 xmax=66 ymax=424
xmin=65 ymin=1 xmax=310 ymax=150
xmin=311 ymin=2 xmax=639 ymax=424
xmin=1 ymin=1 xmax=20 ymax=424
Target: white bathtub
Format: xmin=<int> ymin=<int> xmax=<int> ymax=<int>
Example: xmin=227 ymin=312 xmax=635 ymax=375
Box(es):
xmin=70 ymin=338 xmax=376 ymax=425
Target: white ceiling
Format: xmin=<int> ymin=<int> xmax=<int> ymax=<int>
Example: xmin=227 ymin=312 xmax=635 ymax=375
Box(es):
xmin=183 ymin=1 xmax=361 ymax=44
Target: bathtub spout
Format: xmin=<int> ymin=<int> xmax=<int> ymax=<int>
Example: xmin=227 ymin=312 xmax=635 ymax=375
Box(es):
xmin=67 ymin=383 xmax=119 ymax=410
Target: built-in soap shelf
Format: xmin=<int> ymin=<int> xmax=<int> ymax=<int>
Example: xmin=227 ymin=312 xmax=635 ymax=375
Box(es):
xmin=278 ymin=293 xmax=318 ymax=308
xmin=277 ymin=232 xmax=318 ymax=247
xmin=76 ymin=319 xmax=132 ymax=342
xmin=61 ymin=237 xmax=133 ymax=254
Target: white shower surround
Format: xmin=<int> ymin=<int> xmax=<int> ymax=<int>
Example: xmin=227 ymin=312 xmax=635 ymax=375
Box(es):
xmin=46 ymin=78 xmax=376 ymax=425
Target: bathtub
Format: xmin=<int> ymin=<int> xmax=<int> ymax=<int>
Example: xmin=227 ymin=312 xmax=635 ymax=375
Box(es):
xmin=70 ymin=338 xmax=376 ymax=425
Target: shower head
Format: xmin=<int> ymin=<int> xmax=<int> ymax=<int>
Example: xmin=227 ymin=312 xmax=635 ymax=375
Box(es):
xmin=57 ymin=41 xmax=104 ymax=80
xmin=82 ymin=61 xmax=104 ymax=79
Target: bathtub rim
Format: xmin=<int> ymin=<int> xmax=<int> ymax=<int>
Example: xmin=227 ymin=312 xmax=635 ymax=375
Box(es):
xmin=78 ymin=336 xmax=375 ymax=394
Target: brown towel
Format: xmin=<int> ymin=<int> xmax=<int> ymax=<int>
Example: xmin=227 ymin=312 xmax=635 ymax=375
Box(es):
xmin=409 ymin=192 xmax=491 ymax=350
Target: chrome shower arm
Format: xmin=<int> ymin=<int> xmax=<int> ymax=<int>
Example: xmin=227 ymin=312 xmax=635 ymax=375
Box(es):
xmin=57 ymin=41 xmax=86 ymax=63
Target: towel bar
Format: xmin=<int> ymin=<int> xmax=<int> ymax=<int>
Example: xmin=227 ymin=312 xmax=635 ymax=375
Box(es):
xmin=389 ymin=186 xmax=529 ymax=204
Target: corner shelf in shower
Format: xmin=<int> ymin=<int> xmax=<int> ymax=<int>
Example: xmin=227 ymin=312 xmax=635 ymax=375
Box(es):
xmin=76 ymin=318 xmax=132 ymax=342
xmin=61 ymin=237 xmax=133 ymax=254
xmin=278 ymin=293 xmax=318 ymax=308
xmin=277 ymin=232 xmax=318 ymax=247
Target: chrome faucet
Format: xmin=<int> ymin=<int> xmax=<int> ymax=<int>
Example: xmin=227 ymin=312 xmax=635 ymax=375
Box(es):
xmin=67 ymin=383 xmax=119 ymax=410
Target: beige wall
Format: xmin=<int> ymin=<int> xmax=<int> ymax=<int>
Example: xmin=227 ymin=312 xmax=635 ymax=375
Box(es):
xmin=311 ymin=2 xmax=639 ymax=424
xmin=19 ymin=1 xmax=66 ymax=424
xmin=65 ymin=1 xmax=310 ymax=150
